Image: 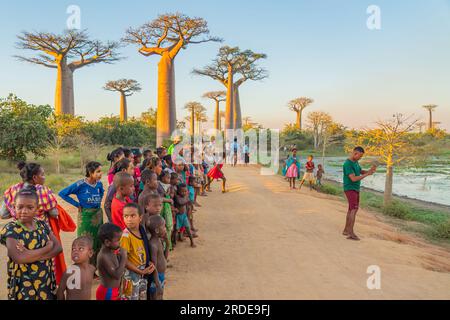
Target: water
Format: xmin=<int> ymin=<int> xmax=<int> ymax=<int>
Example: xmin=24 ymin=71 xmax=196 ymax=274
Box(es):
xmin=321 ymin=157 xmax=450 ymax=206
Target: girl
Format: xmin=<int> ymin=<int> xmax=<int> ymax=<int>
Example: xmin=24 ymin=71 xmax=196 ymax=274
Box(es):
xmin=0 ymin=187 xmax=63 ymax=300
xmin=59 ymin=162 xmax=104 ymax=261
xmin=139 ymin=157 xmax=163 ymax=193
xmin=104 ymin=158 xmax=136 ymax=222
xmin=205 ymin=160 xmax=227 ymax=193
xmin=1 ymin=162 xmax=74 ymax=284
xmin=284 ymin=148 xmax=301 ymax=190
xmin=107 ymin=148 xmax=125 ymax=186
xmin=316 ymin=164 xmax=325 ymax=187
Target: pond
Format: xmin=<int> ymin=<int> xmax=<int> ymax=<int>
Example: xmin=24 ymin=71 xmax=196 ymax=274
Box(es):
xmin=321 ymin=157 xmax=450 ymax=206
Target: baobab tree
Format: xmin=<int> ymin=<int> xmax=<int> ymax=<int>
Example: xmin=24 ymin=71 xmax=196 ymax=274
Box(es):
xmin=16 ymin=30 xmax=120 ymax=115
xmin=104 ymin=79 xmax=141 ymax=122
xmin=288 ymin=97 xmax=314 ymax=131
xmin=193 ymin=46 xmax=267 ymax=130
xmin=203 ymin=91 xmax=226 ymax=130
xmin=123 ymin=13 xmax=221 ymax=146
xmin=416 ymin=121 xmax=426 ymax=133
xmin=184 ymin=102 xmax=207 ymax=135
xmin=422 ymin=104 xmax=438 ymax=130
xmin=219 ymin=111 xmax=226 ymax=131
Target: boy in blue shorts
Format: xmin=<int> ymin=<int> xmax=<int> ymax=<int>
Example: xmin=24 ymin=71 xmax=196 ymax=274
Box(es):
xmin=174 ymin=184 xmax=196 ymax=248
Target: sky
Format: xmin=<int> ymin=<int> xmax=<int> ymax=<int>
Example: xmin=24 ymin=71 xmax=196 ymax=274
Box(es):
xmin=0 ymin=0 xmax=449 ymax=131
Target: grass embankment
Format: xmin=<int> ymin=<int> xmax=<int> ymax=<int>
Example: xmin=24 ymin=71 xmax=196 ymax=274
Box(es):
xmin=0 ymin=146 xmax=112 ymax=194
xmin=318 ymin=181 xmax=450 ymax=243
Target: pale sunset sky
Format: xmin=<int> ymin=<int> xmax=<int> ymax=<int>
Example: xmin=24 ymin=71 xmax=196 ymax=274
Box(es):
xmin=0 ymin=0 xmax=449 ymax=130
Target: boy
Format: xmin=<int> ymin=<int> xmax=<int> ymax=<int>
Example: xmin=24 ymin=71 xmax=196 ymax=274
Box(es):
xmin=342 ymin=147 xmax=377 ymax=241
xmin=138 ymin=170 xmax=159 ymax=215
xmin=316 ymin=164 xmax=325 ymax=187
xmin=57 ymin=236 xmax=96 ymax=300
xmin=148 ymin=215 xmax=167 ymax=300
xmin=120 ymin=203 xmax=155 ymax=300
xmin=174 ymin=184 xmax=196 ymax=248
xmin=300 ymin=155 xmax=316 ymax=191
xmin=96 ymin=223 xmax=127 ymax=300
xmin=111 ymin=172 xmax=135 ymax=230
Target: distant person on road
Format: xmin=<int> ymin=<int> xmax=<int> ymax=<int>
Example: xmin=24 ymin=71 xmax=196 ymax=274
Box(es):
xmin=300 ymin=155 xmax=316 ymax=191
xmin=284 ymin=148 xmax=301 ymax=190
xmin=342 ymin=147 xmax=377 ymax=241
xmin=316 ymin=164 xmax=325 ymax=187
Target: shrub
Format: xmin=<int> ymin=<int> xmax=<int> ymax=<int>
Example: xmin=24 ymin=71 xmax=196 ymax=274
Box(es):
xmin=382 ymin=200 xmax=411 ymax=219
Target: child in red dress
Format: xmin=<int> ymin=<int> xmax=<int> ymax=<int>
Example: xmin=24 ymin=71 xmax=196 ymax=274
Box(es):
xmin=205 ymin=163 xmax=227 ymax=193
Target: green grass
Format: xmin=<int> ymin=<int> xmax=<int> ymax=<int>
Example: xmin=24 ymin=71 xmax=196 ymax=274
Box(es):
xmin=316 ymin=180 xmax=450 ymax=242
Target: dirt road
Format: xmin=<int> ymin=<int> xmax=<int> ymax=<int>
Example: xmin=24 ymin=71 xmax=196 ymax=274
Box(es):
xmin=2 ymin=165 xmax=450 ymax=300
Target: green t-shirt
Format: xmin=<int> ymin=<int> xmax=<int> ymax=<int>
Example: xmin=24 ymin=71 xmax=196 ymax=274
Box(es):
xmin=343 ymin=159 xmax=362 ymax=191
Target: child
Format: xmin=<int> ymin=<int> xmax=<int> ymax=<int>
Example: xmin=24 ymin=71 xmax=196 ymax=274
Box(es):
xmin=59 ymin=161 xmax=104 ymax=262
xmin=57 ymin=236 xmax=96 ymax=300
xmin=158 ymin=171 xmax=174 ymax=251
xmin=111 ymin=172 xmax=135 ymax=230
xmin=284 ymin=148 xmax=301 ymax=190
xmin=300 ymin=155 xmax=316 ymax=191
xmin=174 ymin=184 xmax=196 ymax=248
xmin=96 ymin=223 xmax=127 ymax=300
xmin=138 ymin=170 xmax=159 ymax=215
xmin=104 ymin=158 xmax=135 ymax=221
xmin=147 ymin=215 xmax=167 ymax=300
xmin=205 ymin=162 xmax=227 ymax=193
xmin=132 ymin=149 xmax=143 ymax=198
xmin=107 ymin=148 xmax=125 ymax=186
xmin=316 ymin=164 xmax=325 ymax=187
xmin=0 ymin=187 xmax=62 ymax=300
xmin=120 ymin=203 xmax=155 ymax=300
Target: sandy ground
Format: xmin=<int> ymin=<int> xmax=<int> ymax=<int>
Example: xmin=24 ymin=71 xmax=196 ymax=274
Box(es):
xmin=2 ymin=165 xmax=450 ymax=300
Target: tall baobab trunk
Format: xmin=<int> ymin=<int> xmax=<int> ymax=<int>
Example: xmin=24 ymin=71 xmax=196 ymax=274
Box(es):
xmin=225 ymin=64 xmax=234 ymax=131
xmin=233 ymin=86 xmax=242 ymax=129
xmin=55 ymin=58 xmax=75 ymax=115
xmin=157 ymin=52 xmax=177 ymax=146
xmin=296 ymin=111 xmax=301 ymax=130
xmin=428 ymin=110 xmax=433 ymax=130
xmin=190 ymin=109 xmax=195 ymax=136
xmin=120 ymin=92 xmax=128 ymax=122
xmin=214 ymin=100 xmax=220 ymax=130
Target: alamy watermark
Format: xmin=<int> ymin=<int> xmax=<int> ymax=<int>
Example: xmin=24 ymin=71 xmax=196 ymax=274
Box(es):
xmin=366 ymin=265 xmax=381 ymax=290
xmin=67 ymin=5 xmax=81 ymax=30
xmin=367 ymin=5 xmax=381 ymax=30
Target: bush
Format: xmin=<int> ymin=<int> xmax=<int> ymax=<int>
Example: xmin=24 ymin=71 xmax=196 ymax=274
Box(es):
xmin=382 ymin=200 xmax=411 ymax=219
xmin=429 ymin=221 xmax=450 ymax=240
xmin=320 ymin=183 xmax=342 ymax=196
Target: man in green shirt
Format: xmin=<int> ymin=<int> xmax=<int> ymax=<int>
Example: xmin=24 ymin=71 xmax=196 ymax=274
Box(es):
xmin=342 ymin=146 xmax=377 ymax=241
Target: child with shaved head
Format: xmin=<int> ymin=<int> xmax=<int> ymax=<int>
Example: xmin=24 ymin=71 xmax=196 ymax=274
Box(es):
xmin=147 ymin=215 xmax=167 ymax=300
xmin=57 ymin=236 xmax=96 ymax=300
xmin=111 ymin=172 xmax=135 ymax=230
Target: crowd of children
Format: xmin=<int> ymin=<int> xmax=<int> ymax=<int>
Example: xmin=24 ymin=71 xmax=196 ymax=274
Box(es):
xmin=0 ymin=144 xmax=227 ymax=300
xmin=283 ymin=148 xmax=325 ymax=191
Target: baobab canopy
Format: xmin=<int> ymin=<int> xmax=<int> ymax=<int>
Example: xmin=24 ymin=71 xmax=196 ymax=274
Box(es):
xmin=193 ymin=46 xmax=267 ymax=130
xmin=16 ymin=30 xmax=121 ymax=115
xmin=123 ymin=13 xmax=222 ymax=147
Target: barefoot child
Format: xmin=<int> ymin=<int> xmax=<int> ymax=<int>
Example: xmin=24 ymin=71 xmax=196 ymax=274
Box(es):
xmin=285 ymin=148 xmax=301 ymax=189
xmin=120 ymin=203 xmax=155 ymax=300
xmin=57 ymin=236 xmax=96 ymax=300
xmin=0 ymin=187 xmax=63 ymax=300
xmin=111 ymin=172 xmax=135 ymax=230
xmin=205 ymin=162 xmax=227 ymax=193
xmin=148 ymin=215 xmax=167 ymax=300
xmin=300 ymin=155 xmax=315 ymax=191
xmin=96 ymin=223 xmax=127 ymax=300
xmin=316 ymin=164 xmax=325 ymax=187
xmin=174 ymin=184 xmax=196 ymax=248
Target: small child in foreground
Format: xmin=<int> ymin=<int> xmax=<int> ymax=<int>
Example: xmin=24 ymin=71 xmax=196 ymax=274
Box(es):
xmin=148 ymin=215 xmax=168 ymax=300
xmin=57 ymin=236 xmax=96 ymax=300
xmin=96 ymin=223 xmax=127 ymax=301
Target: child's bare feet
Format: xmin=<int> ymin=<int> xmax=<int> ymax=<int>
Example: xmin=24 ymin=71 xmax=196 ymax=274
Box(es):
xmin=191 ymin=243 xmax=197 ymax=248
xmin=194 ymin=202 xmax=201 ymax=207
xmin=342 ymin=231 xmax=350 ymax=236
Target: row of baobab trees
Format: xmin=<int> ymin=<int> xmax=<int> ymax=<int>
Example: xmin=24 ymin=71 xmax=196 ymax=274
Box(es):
xmin=16 ymin=13 xmax=268 ymax=146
